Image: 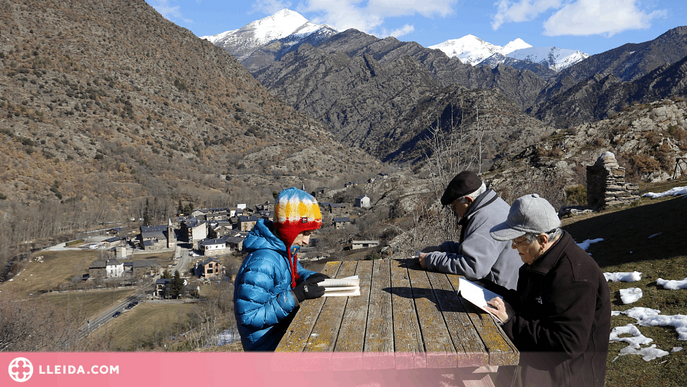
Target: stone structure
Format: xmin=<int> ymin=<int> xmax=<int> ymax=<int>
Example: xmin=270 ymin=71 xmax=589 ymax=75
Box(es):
xmin=587 ymin=151 xmax=640 ymax=209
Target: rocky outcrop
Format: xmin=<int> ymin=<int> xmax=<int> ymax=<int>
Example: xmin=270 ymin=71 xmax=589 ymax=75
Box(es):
xmin=487 ymin=99 xmax=687 ymax=208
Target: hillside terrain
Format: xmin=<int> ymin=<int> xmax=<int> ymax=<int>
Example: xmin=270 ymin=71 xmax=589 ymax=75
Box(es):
xmin=0 ymin=0 xmax=382 ymax=272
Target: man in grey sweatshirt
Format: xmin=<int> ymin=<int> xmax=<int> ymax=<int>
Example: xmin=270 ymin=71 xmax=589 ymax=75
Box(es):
xmin=418 ymin=171 xmax=521 ymax=292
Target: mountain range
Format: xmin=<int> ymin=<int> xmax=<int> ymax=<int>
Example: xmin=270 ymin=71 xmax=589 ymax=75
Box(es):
xmin=205 ymin=10 xmax=589 ymax=74
xmin=428 ymin=34 xmax=589 ymax=72
xmin=205 ymin=10 xmax=687 ymax=166
xmin=1 ymin=0 xmax=686 ymax=274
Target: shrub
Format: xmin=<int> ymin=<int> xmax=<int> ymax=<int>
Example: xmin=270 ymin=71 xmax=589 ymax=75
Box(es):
xmin=628 ymin=153 xmax=660 ymax=174
xmin=365 ymin=250 xmax=383 ymax=260
xmin=564 ymin=185 xmax=587 ymax=206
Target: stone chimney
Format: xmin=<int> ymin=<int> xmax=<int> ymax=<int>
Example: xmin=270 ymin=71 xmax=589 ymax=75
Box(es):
xmin=586 ymin=151 xmax=640 ymax=209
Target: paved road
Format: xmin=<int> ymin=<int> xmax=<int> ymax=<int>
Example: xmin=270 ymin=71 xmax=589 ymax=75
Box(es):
xmin=76 ymin=289 xmax=148 ymax=340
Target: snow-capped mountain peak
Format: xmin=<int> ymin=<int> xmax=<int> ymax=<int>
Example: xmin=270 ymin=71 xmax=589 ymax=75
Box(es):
xmin=238 ymin=9 xmax=310 ymax=44
xmin=429 ymin=35 xmax=504 ymax=65
xmin=201 ymin=9 xmax=336 ymax=60
xmin=430 ymin=35 xmax=587 ymax=71
xmin=507 ymin=46 xmax=590 ymax=72
xmin=502 ymin=38 xmax=532 ymax=55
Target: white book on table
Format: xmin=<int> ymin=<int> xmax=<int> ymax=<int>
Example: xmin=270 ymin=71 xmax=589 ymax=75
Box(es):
xmin=318 ymin=275 xmax=360 ymax=297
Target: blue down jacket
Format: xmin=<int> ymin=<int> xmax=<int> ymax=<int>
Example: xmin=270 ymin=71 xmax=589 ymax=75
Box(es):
xmin=233 ymin=218 xmax=317 ymax=351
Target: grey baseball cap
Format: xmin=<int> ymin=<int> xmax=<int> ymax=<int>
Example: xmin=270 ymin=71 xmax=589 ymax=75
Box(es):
xmin=490 ymin=194 xmax=561 ymax=241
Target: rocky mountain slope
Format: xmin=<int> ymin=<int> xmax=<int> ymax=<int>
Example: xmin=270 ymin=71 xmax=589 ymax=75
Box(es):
xmin=487 ymin=98 xmax=687 ymax=207
xmin=241 ymin=20 xmax=687 ymax=168
xmin=530 ymin=53 xmax=687 ymax=128
xmin=251 ymin=29 xmax=552 ymax=166
xmin=0 ymin=0 xmax=381 ymax=211
xmin=254 ymin=29 xmax=548 ymax=111
xmin=534 ymin=27 xmax=687 ymax=108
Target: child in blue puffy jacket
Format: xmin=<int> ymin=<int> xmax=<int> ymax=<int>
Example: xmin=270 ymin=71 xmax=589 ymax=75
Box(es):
xmin=233 ymin=187 xmax=329 ymax=351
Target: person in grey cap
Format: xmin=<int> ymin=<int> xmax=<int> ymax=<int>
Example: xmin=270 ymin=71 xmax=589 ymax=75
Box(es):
xmin=485 ymin=194 xmax=611 ymax=387
xmin=417 ymin=171 xmax=521 ymax=292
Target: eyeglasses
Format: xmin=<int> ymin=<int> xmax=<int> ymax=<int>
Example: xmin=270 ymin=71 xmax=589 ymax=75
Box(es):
xmin=511 ymin=237 xmax=530 ymax=248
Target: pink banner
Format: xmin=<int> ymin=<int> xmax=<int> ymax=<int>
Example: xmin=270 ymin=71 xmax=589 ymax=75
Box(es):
xmin=2 ymin=352 xmax=490 ymax=386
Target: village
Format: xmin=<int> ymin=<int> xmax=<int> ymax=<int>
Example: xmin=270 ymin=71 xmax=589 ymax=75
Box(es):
xmin=69 ymin=176 xmax=389 ymax=307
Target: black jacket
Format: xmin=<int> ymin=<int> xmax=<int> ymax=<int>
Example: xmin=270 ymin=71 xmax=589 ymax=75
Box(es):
xmin=502 ymin=231 xmax=611 ymax=387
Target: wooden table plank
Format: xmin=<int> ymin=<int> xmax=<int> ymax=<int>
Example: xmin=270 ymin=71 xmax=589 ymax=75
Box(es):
xmin=390 ymin=258 xmax=426 ymax=369
xmin=405 ymin=259 xmax=458 ymax=369
xmin=331 ymin=259 xmax=373 ymax=370
xmin=276 ymin=258 xmax=519 ymax=376
xmin=275 ymin=261 xmax=341 ymax=352
xmin=446 ymin=274 xmax=520 ymax=366
xmin=426 ymin=270 xmax=489 ymax=368
xmin=305 ymin=261 xmax=358 ymax=352
xmin=363 ymin=258 xmax=395 ymax=370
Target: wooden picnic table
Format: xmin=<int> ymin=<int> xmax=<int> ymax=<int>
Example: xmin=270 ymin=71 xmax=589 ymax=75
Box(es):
xmin=275 ymin=258 xmax=519 ymax=386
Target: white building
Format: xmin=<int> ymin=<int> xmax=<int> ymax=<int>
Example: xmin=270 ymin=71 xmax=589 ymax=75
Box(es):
xmin=199 ymin=238 xmax=227 ymax=255
xmin=355 ymin=195 xmax=371 ymax=208
xmin=106 ymin=259 xmax=124 ymax=278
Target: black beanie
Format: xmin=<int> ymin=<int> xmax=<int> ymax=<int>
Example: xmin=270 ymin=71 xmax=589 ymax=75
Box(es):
xmin=440 ymin=171 xmax=482 ymax=205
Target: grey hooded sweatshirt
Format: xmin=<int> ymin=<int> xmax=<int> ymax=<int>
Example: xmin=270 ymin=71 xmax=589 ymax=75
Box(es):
xmin=424 ymin=189 xmax=521 ymax=291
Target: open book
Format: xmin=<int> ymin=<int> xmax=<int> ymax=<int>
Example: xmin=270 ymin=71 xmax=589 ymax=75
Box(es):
xmin=458 ymin=277 xmax=508 ymax=323
xmin=319 ymin=275 xmax=360 ymax=297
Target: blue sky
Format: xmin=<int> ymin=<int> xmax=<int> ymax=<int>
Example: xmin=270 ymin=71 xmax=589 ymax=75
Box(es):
xmin=146 ymin=0 xmax=685 ymax=55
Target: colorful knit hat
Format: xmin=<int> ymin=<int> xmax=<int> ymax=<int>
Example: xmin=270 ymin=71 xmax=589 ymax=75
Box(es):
xmin=273 ymin=187 xmax=322 ymax=288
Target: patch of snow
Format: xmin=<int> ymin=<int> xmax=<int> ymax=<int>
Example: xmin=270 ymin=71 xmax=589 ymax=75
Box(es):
xmin=604 ymin=271 xmax=642 ymax=282
xmin=610 ymin=324 xmax=654 ymax=347
xmin=576 ymin=238 xmax=604 ymax=251
xmin=609 ymin=324 xmax=669 ymax=362
xmin=430 ymin=35 xmax=587 ymax=71
xmin=642 ymin=186 xmax=687 ymax=199
xmin=656 ymin=277 xmax=687 ymax=290
xmin=672 ymin=347 xmax=683 ymax=352
xmin=620 ymin=288 xmax=643 ymax=304
xmin=616 ymin=344 xmax=670 ymax=362
xmin=617 ymin=307 xmax=687 ymax=341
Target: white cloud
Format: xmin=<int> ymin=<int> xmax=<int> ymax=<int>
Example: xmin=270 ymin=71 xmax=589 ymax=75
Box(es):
xmin=298 ymin=0 xmax=456 ymax=37
xmin=384 ymin=24 xmax=416 ymax=39
xmin=149 ymin=0 xmax=193 ymax=24
xmin=491 ymin=0 xmax=667 ymax=37
xmin=492 ymin=0 xmax=562 ymax=30
xmin=543 ymin=0 xmax=667 ymax=37
xmin=367 ymin=0 xmax=456 ymax=18
xmin=251 ymin=0 xmax=294 ymax=15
